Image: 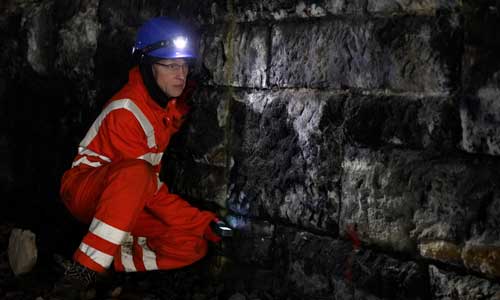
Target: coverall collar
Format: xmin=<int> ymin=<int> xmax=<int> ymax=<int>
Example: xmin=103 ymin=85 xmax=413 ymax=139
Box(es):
xmin=128 ymin=66 xmax=175 ymax=115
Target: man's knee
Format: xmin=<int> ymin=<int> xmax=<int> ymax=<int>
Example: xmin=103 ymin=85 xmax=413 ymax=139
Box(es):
xmin=109 ymin=159 xmax=156 ymax=190
xmin=150 ymin=235 xmax=209 ymax=269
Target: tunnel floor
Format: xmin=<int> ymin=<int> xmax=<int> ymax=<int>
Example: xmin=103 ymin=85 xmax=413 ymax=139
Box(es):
xmin=0 ymin=222 xmax=276 ymax=300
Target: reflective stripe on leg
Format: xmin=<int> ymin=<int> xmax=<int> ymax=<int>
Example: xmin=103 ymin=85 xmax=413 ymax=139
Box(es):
xmin=138 ymin=237 xmax=158 ymax=270
xmin=89 ymin=218 xmax=128 ymax=245
xmin=78 ymin=242 xmax=114 ymax=269
xmin=120 ymin=234 xmax=136 ymax=272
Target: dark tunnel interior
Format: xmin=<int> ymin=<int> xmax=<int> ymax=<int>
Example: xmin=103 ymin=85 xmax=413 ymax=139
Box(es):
xmin=1 ymin=0 xmax=500 ymax=299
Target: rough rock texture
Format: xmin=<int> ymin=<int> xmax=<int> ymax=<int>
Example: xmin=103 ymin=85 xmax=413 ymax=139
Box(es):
xmin=270 ymin=16 xmax=461 ymax=93
xmin=343 ymin=94 xmax=460 ymax=149
xmin=168 ymin=88 xmax=344 ymax=232
xmin=24 ymin=0 xmax=55 ymax=75
xmin=2 ymin=0 xmax=500 ymax=299
xmin=226 ymin=215 xmax=275 ymax=266
xmin=201 ymin=23 xmax=269 ymax=88
xmin=460 ymin=1 xmax=500 ymax=155
xmin=271 ymin=228 xmax=428 ymax=299
xmin=193 ymin=0 xmax=460 ymax=24
xmin=429 ymin=265 xmax=500 ymax=300
xmin=7 ymin=228 xmax=37 ymax=276
xmin=55 ymin=0 xmax=100 ymax=80
xmin=163 ymin=87 xmax=228 ymax=207
xmin=227 ymin=89 xmax=343 ymax=231
xmin=341 ymin=146 xmax=500 ymax=277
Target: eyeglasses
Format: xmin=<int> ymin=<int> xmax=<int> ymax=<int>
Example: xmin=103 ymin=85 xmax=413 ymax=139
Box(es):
xmin=154 ymin=62 xmax=189 ymax=73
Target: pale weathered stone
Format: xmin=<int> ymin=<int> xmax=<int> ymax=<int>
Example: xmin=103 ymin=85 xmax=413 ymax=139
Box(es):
xmin=55 ymin=0 xmax=100 ymax=79
xmin=228 ymin=292 xmax=246 ymax=300
xmin=200 ymin=23 xmax=268 ymax=88
xmin=270 ymin=16 xmax=460 ymax=93
xmin=367 ymin=0 xmax=460 ymax=15
xmin=167 ymin=88 xmax=344 ymax=230
xmin=341 ymin=146 xmax=500 ymax=259
xmin=193 ymin=0 xmax=366 ymax=24
xmin=462 ymin=244 xmax=500 ymax=278
xmin=460 ymin=1 xmax=500 ymax=157
xmin=226 ymin=89 xmax=343 ymax=231
xmin=418 ymin=240 xmax=462 ymax=264
xmin=193 ymin=0 xmax=459 ymax=24
xmin=2 ymin=0 xmax=500 ymax=297
xmin=23 ymin=0 xmax=55 ymax=75
xmin=8 ymin=228 xmax=37 ymax=275
xmin=460 ymin=70 xmax=500 ymax=155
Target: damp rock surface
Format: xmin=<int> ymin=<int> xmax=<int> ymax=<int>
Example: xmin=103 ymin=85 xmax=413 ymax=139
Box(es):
xmin=1 ymin=0 xmax=500 ymax=299
xmin=429 ymin=265 xmax=500 ymax=300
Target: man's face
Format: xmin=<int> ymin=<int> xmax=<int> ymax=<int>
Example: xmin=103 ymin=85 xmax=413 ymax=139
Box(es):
xmin=151 ymin=58 xmax=189 ymax=98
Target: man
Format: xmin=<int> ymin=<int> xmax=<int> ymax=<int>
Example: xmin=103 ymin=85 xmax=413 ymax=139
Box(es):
xmin=52 ymin=17 xmax=228 ymax=296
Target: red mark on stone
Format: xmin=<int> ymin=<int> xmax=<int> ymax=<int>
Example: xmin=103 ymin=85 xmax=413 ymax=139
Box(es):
xmin=346 ymin=224 xmax=361 ymax=250
xmin=344 ymin=224 xmax=361 ymax=283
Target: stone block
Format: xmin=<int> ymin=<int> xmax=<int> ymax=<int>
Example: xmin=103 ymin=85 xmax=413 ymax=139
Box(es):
xmin=197 ymin=0 xmax=366 ymax=23
xmin=341 ymin=146 xmax=500 ymax=262
xmin=418 ymin=240 xmax=462 ymax=265
xmin=164 ymin=161 xmax=228 ymax=206
xmin=330 ymin=280 xmax=386 ymax=300
xmin=351 ymin=249 xmax=428 ymax=299
xmin=460 ymin=67 xmax=500 ymax=155
xmin=23 ymin=0 xmax=55 ymax=75
xmin=55 ymin=0 xmax=100 ymax=80
xmin=200 ymin=23 xmax=269 ymax=88
xmin=429 ymin=265 xmax=500 ymax=299
xmin=163 ymin=88 xmax=228 ymax=206
xmin=227 ymin=89 xmax=344 ymax=232
xmin=194 ymin=0 xmax=458 ymax=23
xmin=270 ymin=16 xmax=460 ymax=93
xmin=460 ymin=1 xmax=500 ymax=156
xmin=344 ymin=94 xmax=460 ymax=150
xmin=8 ymin=228 xmax=37 ymax=276
xmin=462 ymin=244 xmax=500 ymax=278
xmin=367 ymin=0 xmax=460 ymax=15
xmin=275 ymin=228 xmax=426 ymax=299
xmin=173 ymin=88 xmax=227 ymax=163
xmin=277 ymin=229 xmax=351 ymax=297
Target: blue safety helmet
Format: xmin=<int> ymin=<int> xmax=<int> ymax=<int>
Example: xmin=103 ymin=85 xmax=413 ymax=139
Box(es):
xmin=132 ymin=17 xmax=196 ymax=60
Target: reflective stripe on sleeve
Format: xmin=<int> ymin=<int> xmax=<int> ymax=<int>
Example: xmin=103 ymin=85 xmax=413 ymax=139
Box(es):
xmin=79 ymin=242 xmax=114 ymax=268
xmin=137 ymin=152 xmax=163 ymax=166
xmin=89 ymin=218 xmax=128 ymax=245
xmin=78 ymin=147 xmax=112 ymax=162
xmin=137 ymin=237 xmax=158 ymax=270
xmin=80 ymin=99 xmax=156 ymax=149
xmin=72 ymin=156 xmax=102 ymax=168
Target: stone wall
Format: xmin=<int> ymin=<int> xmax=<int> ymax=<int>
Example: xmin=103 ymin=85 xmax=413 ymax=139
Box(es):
xmin=1 ymin=0 xmax=499 ymax=299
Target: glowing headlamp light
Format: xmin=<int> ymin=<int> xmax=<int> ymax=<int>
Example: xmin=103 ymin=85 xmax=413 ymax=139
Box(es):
xmin=133 ymin=35 xmax=191 ymax=57
xmin=173 ymin=36 xmax=188 ymax=49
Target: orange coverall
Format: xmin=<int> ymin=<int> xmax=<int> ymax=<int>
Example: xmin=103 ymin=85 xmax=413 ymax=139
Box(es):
xmin=60 ymin=67 xmax=216 ymax=273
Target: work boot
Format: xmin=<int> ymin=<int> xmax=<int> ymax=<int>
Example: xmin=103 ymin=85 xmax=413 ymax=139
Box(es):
xmin=47 ymin=257 xmax=98 ymax=300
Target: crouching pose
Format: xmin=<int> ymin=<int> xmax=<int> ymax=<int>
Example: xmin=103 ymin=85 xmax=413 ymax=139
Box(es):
xmin=52 ymin=17 xmax=227 ymax=298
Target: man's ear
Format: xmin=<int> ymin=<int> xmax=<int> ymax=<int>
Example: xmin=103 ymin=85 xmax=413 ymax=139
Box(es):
xmin=151 ymin=64 xmax=157 ymax=78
